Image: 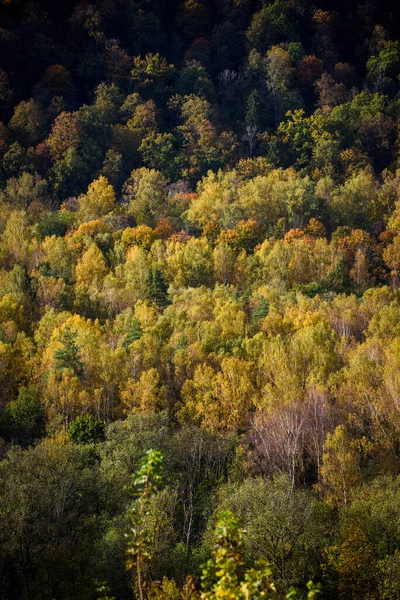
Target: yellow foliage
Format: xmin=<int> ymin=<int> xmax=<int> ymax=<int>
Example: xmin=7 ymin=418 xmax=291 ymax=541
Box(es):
xmin=78 ymin=176 xmax=116 ymax=221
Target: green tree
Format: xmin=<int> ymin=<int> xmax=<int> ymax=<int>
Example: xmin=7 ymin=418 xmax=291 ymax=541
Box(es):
xmin=68 ymin=414 xmax=105 ymax=444
xmin=367 ymin=40 xmax=400 ymax=92
xmin=54 ymin=326 xmax=84 ymax=378
xmin=123 ymin=167 xmax=167 ymax=227
xmin=266 ymin=46 xmax=295 ymax=127
xmin=320 ymin=426 xmax=362 ymax=508
xmin=201 ymin=509 xmax=321 ymax=600
xmin=243 ymin=90 xmax=260 ymax=157
xmin=0 ymin=442 xmax=102 ymax=600
xmin=1 ymin=385 xmax=46 ymax=446
xmin=131 ymin=54 xmax=175 ymax=103
xmin=144 ymin=267 xmax=169 ymax=309
xmin=125 ymin=449 xmax=164 ymax=600
xmin=246 ymin=1 xmax=299 ymax=53
xmin=139 ymin=132 xmax=179 ymax=181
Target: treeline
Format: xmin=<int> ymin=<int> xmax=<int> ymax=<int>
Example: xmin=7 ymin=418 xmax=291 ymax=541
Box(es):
xmin=0 ymin=0 xmax=400 ymax=196
xmin=2 ymin=0 xmax=400 ymax=599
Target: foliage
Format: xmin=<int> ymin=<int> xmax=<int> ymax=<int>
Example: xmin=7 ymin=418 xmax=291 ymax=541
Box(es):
xmin=1 ymin=1 xmax=400 ymax=598
xmin=68 ymin=414 xmax=105 ymax=444
xmin=201 ymin=510 xmax=321 ymax=600
xmin=125 ymin=449 xmax=164 ymax=600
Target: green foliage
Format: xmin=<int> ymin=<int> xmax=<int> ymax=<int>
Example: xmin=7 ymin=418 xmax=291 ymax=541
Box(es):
xmin=96 ymin=583 xmax=116 ymax=600
xmin=124 ymin=317 xmax=142 ymax=347
xmin=201 ymin=510 xmax=277 ymax=600
xmin=36 ymin=210 xmax=75 ymax=239
xmin=251 ymin=297 xmax=270 ymax=322
xmin=205 ymin=477 xmax=329 ymax=595
xmin=201 ymin=510 xmax=321 ymax=600
xmin=125 ymin=449 xmax=164 ymax=600
xmin=1 ymin=2 xmax=400 ymax=599
xmin=68 ymin=414 xmax=105 ymax=444
xmin=53 ymin=326 xmax=84 ymax=377
xmin=1 ymin=385 xmax=46 ymax=445
xmin=144 ymin=267 xmax=169 ymax=309
xmin=0 ymin=442 xmax=102 ymax=600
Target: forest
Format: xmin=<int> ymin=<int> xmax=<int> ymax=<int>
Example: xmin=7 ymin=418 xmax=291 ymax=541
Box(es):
xmin=1 ymin=0 xmax=400 ymax=598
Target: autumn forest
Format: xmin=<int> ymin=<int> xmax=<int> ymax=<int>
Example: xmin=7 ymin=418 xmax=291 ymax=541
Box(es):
xmin=1 ymin=0 xmax=400 ymax=598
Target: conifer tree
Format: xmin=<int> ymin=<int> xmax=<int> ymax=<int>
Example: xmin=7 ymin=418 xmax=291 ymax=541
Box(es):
xmin=53 ymin=326 xmax=84 ymax=378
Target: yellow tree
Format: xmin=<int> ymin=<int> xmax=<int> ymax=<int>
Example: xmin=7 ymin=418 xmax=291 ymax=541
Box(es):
xmin=165 ymin=237 xmax=213 ymax=288
xmin=78 ymin=176 xmax=116 ymax=222
xmin=383 ymin=235 xmax=400 ymax=289
xmin=75 ymin=244 xmax=108 ymax=300
xmin=320 ymin=425 xmax=362 ymax=508
xmin=121 ymin=368 xmax=166 ymax=413
xmin=181 ymin=357 xmax=254 ymax=432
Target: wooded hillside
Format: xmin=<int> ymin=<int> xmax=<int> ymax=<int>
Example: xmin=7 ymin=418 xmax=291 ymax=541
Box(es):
xmin=1 ymin=1 xmax=400 ymax=598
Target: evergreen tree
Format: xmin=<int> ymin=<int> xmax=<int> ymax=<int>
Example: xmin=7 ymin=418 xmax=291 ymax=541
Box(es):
xmin=151 ymin=267 xmax=169 ymax=309
xmin=54 ymin=326 xmax=84 ymax=378
xmin=144 ymin=267 xmax=169 ymax=309
xmin=124 ymin=318 xmax=142 ymax=348
xmin=252 ymin=297 xmax=270 ymax=323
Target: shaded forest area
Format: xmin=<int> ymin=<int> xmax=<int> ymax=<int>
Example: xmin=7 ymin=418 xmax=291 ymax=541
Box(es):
xmin=2 ymin=0 xmax=400 ymax=598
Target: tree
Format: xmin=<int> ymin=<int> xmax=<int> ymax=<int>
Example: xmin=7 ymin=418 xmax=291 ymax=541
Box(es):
xmin=0 ymin=442 xmax=102 ymax=600
xmin=1 ymin=385 xmax=46 ymax=446
xmin=383 ymin=235 xmax=400 ymax=289
xmin=278 ymin=109 xmax=317 ymax=168
xmin=311 ymin=9 xmax=338 ymax=68
xmin=266 ymin=46 xmax=294 ymax=128
xmin=367 ymin=40 xmax=400 ymax=93
xmin=100 ymin=148 xmax=123 ymax=188
xmin=201 ymin=510 xmax=277 ymax=600
xmin=104 ymin=39 xmax=132 ymax=87
xmin=166 ymin=237 xmax=214 ymax=288
xmin=243 ymin=90 xmax=260 ymax=157
xmin=330 ymin=168 xmax=377 ymax=229
xmin=78 ymin=176 xmax=116 ymax=222
xmin=176 ymin=95 xmax=222 ymax=180
xmin=139 ymin=132 xmax=179 ymax=181
xmin=297 ymin=56 xmax=324 ymax=89
xmin=9 ymin=99 xmax=46 ymax=147
xmin=181 ymin=357 xmax=254 ymax=432
xmin=176 ymin=0 xmax=209 ymax=42
xmin=127 ymin=100 xmax=158 ymax=142
xmin=0 ymin=210 xmax=31 ymax=266
xmin=319 ymin=425 xmax=362 ymax=508
xmin=46 ymin=111 xmax=80 ymax=161
xmin=131 ymin=53 xmax=175 ymax=103
xmin=49 ymin=147 xmax=88 ymax=201
xmin=201 ymin=508 xmax=322 ymax=600
xmin=315 ymin=73 xmax=348 ymax=109
xmin=213 ymin=243 xmax=237 ymax=285
xmin=126 ymin=449 xmax=163 ymax=600
xmin=0 ymin=172 xmax=48 ymax=210
xmin=122 ymin=368 xmax=166 ymax=414
xmin=68 ymin=414 xmax=105 ymax=444
xmin=144 ymin=267 xmax=169 ymax=309
xmin=123 ymin=167 xmax=167 ymax=227
xmin=246 ymin=1 xmax=299 ymax=53
xmin=186 ymin=169 xmax=242 ymax=229
xmin=1 ymin=141 xmax=31 ymax=178
xmin=177 ymin=60 xmax=214 ymax=99
xmin=53 ymin=325 xmax=84 ymax=378
xmin=34 ymin=64 xmax=75 ymax=105
xmin=75 ymin=243 xmax=108 ymax=300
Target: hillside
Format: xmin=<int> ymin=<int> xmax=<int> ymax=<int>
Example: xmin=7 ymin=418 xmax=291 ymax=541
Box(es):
xmin=1 ymin=1 xmax=400 ymax=599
